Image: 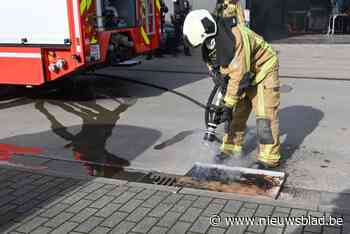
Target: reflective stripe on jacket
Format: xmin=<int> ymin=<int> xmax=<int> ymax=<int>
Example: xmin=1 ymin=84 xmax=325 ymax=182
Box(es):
xmin=221 ymin=25 xmax=279 ymax=107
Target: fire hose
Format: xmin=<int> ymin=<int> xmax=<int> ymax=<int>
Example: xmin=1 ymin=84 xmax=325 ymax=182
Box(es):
xmin=204 ymin=70 xmax=254 ymax=142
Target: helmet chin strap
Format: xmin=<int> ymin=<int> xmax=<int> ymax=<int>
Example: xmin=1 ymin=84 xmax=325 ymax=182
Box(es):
xmin=205 ymin=38 xmax=216 ymax=50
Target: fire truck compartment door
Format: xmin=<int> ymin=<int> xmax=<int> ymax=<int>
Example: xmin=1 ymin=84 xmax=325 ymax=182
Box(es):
xmin=0 ymin=48 xmax=45 ymax=85
xmin=0 ymin=0 xmax=71 ymax=45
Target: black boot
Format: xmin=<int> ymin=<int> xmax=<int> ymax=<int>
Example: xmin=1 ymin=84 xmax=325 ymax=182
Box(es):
xmin=214 ymin=151 xmax=232 ymax=162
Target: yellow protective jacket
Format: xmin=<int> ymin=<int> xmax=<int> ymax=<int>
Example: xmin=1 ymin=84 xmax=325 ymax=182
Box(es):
xmin=220 ymin=25 xmax=279 ymax=107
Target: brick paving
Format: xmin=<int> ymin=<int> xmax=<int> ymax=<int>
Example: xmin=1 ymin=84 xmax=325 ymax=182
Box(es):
xmin=0 ymin=166 xmax=348 ymax=234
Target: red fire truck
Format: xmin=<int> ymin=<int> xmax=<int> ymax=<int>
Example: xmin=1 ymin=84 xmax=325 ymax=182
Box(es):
xmin=0 ymin=0 xmax=161 ymax=86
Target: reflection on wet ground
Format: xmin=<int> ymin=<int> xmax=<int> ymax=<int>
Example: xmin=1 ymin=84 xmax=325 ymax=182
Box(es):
xmin=0 ymin=77 xmax=161 ymax=178
xmin=0 ymin=144 xmax=44 ymax=161
xmin=35 ymin=99 xmax=132 ymax=177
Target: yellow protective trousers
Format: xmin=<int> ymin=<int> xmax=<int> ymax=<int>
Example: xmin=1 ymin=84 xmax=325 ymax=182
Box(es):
xmin=221 ymin=70 xmax=281 ymax=166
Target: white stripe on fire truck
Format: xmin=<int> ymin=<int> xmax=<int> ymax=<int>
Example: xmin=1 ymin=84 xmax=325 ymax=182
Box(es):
xmin=0 ymin=53 xmax=41 ymax=58
xmin=72 ymin=0 xmax=82 ymax=53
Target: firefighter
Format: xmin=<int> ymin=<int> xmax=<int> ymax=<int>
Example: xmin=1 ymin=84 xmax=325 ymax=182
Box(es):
xmin=215 ymin=0 xmax=246 ymax=25
xmin=160 ymin=0 xmax=169 ymax=35
xmin=172 ymin=0 xmax=192 ymax=56
xmin=183 ymin=10 xmax=281 ymax=169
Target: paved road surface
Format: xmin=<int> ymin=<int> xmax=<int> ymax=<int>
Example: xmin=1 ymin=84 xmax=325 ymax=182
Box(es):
xmin=0 ymin=45 xmax=349 ymax=195
xmin=0 ymin=165 xmax=349 ymax=234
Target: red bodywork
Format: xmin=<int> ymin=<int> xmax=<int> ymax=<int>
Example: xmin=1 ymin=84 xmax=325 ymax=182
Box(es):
xmin=0 ymin=0 xmax=161 ymax=86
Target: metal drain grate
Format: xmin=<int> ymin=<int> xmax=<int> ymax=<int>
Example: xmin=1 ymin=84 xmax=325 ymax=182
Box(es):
xmin=148 ymin=172 xmax=178 ymax=186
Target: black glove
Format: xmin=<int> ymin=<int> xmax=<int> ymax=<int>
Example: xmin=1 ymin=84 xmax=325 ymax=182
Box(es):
xmin=221 ymin=106 xmax=233 ymax=123
xmin=220 ymin=76 xmax=229 ymax=95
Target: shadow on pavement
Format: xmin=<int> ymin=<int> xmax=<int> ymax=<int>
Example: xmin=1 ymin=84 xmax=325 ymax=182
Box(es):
xmin=244 ymin=105 xmax=324 ymax=163
xmin=279 ymin=105 xmax=324 ymax=161
xmin=0 ymin=123 xmax=161 ymax=177
xmin=150 ymin=105 xmax=325 ymax=169
xmin=34 ymin=99 xmax=161 ymax=176
xmin=153 ymin=130 xmax=195 ymax=150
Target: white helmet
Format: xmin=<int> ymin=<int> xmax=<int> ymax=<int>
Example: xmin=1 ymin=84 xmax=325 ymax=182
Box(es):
xmin=183 ymin=9 xmax=217 ymax=48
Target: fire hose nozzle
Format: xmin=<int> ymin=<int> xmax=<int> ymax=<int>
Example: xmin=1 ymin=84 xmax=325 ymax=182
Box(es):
xmin=204 ymin=123 xmax=217 ymax=142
